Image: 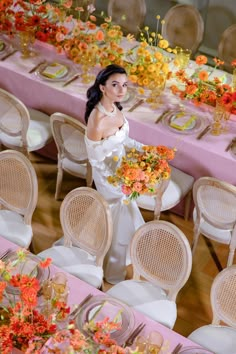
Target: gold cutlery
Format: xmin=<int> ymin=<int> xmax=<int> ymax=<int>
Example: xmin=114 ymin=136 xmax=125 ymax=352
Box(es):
xmin=171 ymin=343 xmax=183 ymax=354
xmin=62 ymin=73 xmax=81 ymax=87
xmin=225 ymin=137 xmax=236 ymax=152
xmin=123 ymin=322 xmax=146 ymax=347
xmin=28 ymin=60 xmax=46 ymax=74
xmin=0 ymin=248 xmax=11 ymax=259
xmin=196 ymin=124 xmax=211 ymax=140
xmin=1 ymin=49 xmax=17 ymax=61
xmin=155 ymin=109 xmax=170 ymax=124
xmin=69 ymin=293 xmax=93 ymax=319
xmin=128 ymin=98 xmax=145 ymax=112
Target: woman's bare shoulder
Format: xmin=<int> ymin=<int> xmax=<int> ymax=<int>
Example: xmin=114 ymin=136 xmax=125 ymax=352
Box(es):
xmin=86 ymin=108 xmax=105 ymax=141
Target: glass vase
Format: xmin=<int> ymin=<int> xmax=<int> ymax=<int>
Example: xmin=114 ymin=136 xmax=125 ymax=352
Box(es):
xmin=18 ymin=29 xmax=37 ymax=59
xmin=211 ymin=100 xmax=227 ymax=136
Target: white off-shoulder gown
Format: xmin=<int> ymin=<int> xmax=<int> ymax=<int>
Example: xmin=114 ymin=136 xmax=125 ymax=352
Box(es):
xmin=84 ymin=117 xmax=144 ymax=284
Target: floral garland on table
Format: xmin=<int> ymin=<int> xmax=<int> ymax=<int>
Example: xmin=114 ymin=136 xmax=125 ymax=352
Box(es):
xmin=170 ymin=56 xmax=236 ymax=114
xmin=107 ymin=145 xmax=176 ymax=202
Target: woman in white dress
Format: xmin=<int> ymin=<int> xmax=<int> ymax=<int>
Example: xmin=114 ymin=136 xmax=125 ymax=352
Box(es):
xmin=84 ymin=64 xmax=145 ymax=284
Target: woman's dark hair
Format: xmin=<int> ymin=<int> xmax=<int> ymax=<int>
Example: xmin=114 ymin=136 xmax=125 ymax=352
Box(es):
xmin=84 ymin=64 xmax=127 ymax=123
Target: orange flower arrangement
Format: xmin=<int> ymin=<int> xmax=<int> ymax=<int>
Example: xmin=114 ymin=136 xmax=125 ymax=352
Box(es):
xmin=0 ymin=248 xmax=58 ymax=353
xmin=0 ymin=0 xmax=70 ymax=45
xmin=107 ymin=145 xmax=176 ymax=201
xmin=170 ymin=55 xmax=236 ymax=114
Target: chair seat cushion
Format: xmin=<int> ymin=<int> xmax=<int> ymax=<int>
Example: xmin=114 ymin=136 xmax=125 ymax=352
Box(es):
xmin=1 ymin=108 xmax=52 ymax=151
xmin=38 ymin=245 xmax=103 ymax=288
xmin=107 ymin=280 xmax=177 ymax=328
xmin=137 ymin=166 xmax=194 ymax=211
xmin=193 ymin=209 xmax=232 ymax=244
xmin=62 ymin=158 xmax=87 ymax=177
xmin=0 ymin=210 xmax=32 ymax=248
xmin=188 ymin=325 xmax=236 ymax=354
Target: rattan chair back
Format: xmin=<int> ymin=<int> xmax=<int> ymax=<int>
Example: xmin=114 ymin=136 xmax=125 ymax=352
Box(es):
xmin=0 ymin=88 xmax=30 ymax=154
xmin=60 ymin=187 xmax=113 ymax=267
xmin=130 ymin=220 xmax=192 ymax=301
xmin=218 ymin=24 xmax=236 ymax=73
xmin=107 ymin=0 xmax=146 ymax=37
xmin=0 ymin=150 xmax=38 ymax=224
xmin=161 ymin=4 xmax=204 ymax=55
xmin=50 ymin=113 xmax=92 ymax=199
xmin=211 ymin=265 xmax=236 ymax=327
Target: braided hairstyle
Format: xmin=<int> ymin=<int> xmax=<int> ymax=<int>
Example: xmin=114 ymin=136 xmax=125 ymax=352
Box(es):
xmin=84 ymin=64 xmax=127 ymax=123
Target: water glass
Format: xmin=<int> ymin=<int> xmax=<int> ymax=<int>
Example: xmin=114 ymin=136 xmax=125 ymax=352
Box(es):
xmin=174 ymin=47 xmax=192 ymax=69
xmin=51 ymin=272 xmax=68 ymax=296
xmin=147 ymin=331 xmax=164 ymax=354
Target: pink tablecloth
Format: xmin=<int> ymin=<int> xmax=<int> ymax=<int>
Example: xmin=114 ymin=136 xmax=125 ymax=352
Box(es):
xmin=1 ymin=236 xmax=207 ymax=353
xmin=0 ymin=41 xmax=235 ymax=187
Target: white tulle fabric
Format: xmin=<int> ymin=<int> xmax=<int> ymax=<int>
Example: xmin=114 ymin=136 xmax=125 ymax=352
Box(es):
xmin=85 ymin=117 xmax=144 ymax=284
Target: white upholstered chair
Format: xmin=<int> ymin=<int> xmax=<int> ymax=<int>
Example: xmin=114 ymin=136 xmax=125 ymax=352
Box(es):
xmin=37 ymin=187 xmax=113 ymax=289
xmin=50 ymin=112 xmax=93 ymax=200
xmin=192 ymin=177 xmax=236 ymax=267
xmin=107 ymin=0 xmax=146 ymax=37
xmin=218 ymin=24 xmax=236 ymax=73
xmin=136 ymin=166 xmax=194 ymax=220
xmin=107 ymin=220 xmax=192 ymax=328
xmin=188 ymin=265 xmax=236 ymax=354
xmin=0 ymin=150 xmax=38 ymax=248
xmin=0 ymin=88 xmax=52 ymax=157
xmin=161 ymin=4 xmax=204 ymax=55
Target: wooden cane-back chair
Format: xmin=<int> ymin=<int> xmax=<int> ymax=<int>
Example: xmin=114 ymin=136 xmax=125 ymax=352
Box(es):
xmin=218 ymin=24 xmax=236 ymax=73
xmin=161 ymin=4 xmax=204 ymax=55
xmin=0 ymin=88 xmax=52 ymax=157
xmin=0 ymin=150 xmax=38 ymax=248
xmin=50 ymin=113 xmax=92 ymax=200
xmin=108 ymin=220 xmax=192 ymax=328
xmin=38 ymin=187 xmax=113 ymax=288
xmin=107 ymin=0 xmax=146 ymax=37
xmin=188 ymin=265 xmax=236 ymax=353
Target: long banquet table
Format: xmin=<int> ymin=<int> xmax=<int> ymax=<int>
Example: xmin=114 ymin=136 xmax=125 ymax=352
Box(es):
xmin=1 ymin=236 xmax=209 ymax=353
xmin=0 ymin=39 xmax=235 ymax=190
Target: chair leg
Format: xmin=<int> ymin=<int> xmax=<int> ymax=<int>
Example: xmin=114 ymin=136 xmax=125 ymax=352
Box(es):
xmin=227 ymin=248 xmax=235 ymax=267
xmin=184 ymin=190 xmax=192 ymax=221
xmin=55 ymin=166 xmax=63 ymax=200
xmin=192 ymin=225 xmax=201 ymax=256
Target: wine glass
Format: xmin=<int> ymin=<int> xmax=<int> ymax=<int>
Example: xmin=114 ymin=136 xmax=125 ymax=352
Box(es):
xmin=146 ymin=331 xmax=164 ymax=354
xmin=134 ymin=334 xmax=148 ymax=353
xmin=51 ymin=272 xmax=68 ymax=297
xmin=41 ymin=279 xmax=53 ymax=317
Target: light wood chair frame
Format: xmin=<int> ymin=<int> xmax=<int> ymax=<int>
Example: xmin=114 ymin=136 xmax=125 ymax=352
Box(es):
xmin=130 ymin=220 xmax=192 ymax=301
xmin=192 ymin=177 xmax=236 ymax=267
xmin=0 ymin=88 xmax=30 ymax=156
xmin=218 ymin=24 xmax=236 ymax=73
xmin=50 ymin=112 xmax=93 ymax=200
xmin=0 ymin=149 xmax=38 ymax=225
xmin=60 ymin=186 xmax=113 ymax=267
xmin=211 ymin=265 xmax=236 ymax=327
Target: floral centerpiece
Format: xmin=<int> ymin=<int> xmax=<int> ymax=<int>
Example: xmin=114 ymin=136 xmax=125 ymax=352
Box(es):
xmin=0 ymin=248 xmax=140 ymax=353
xmin=170 ymin=55 xmax=236 ymax=114
xmin=107 ymin=145 xmax=176 ymax=201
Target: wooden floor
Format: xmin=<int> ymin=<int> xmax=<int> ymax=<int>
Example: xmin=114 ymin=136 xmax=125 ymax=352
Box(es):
xmin=29 ymin=151 xmax=234 ymax=338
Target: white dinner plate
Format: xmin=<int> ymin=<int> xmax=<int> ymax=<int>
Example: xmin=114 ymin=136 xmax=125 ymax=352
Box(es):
xmin=162 ymin=110 xmax=209 ymax=135
xmin=178 ymin=346 xmax=213 ymax=354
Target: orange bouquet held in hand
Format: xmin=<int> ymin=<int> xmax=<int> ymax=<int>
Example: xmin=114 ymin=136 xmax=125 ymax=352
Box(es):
xmin=107 ymin=145 xmax=176 ymax=201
